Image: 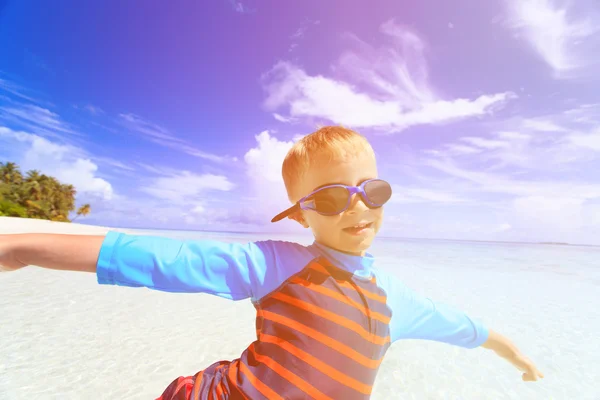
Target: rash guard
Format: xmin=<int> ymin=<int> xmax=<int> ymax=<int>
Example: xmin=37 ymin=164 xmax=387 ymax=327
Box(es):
xmin=97 ymin=231 xmax=489 ymax=399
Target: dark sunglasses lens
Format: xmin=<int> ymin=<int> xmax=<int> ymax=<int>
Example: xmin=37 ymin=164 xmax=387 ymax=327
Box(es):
xmin=311 ymin=187 xmax=349 ymax=214
xmin=364 ymin=180 xmax=392 ymax=206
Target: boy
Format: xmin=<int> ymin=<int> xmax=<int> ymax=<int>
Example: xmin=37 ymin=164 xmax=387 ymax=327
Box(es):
xmin=0 ymin=126 xmax=543 ymax=399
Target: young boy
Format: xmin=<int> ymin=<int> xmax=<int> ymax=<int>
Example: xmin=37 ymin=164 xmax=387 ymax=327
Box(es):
xmin=0 ymin=126 xmax=543 ymax=399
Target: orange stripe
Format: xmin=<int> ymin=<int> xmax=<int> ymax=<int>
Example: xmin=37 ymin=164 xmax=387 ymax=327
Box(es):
xmin=217 ymin=365 xmax=229 ymax=397
xmin=211 ymin=365 xmax=227 ymax=399
xmin=250 ymin=344 xmax=335 ymax=400
xmin=191 ymin=371 xmax=204 ymax=400
xmin=227 ymin=362 xmax=251 ymax=400
xmin=262 ymin=310 xmax=383 ymax=368
xmin=309 ymin=263 xmax=387 ymax=303
xmin=214 ymin=382 xmax=224 ymax=399
xmin=292 ymin=276 xmax=391 ymax=324
xmin=271 ymin=292 xmax=390 ymax=345
xmin=238 ymin=359 xmax=285 ymax=400
xmin=260 ymin=333 xmax=374 ymax=395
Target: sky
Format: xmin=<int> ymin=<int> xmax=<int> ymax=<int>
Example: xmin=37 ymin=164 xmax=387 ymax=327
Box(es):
xmin=1 ymin=0 xmax=600 ymax=245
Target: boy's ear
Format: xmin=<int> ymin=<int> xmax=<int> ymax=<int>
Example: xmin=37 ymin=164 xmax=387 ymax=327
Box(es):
xmin=287 ymin=211 xmax=309 ymax=228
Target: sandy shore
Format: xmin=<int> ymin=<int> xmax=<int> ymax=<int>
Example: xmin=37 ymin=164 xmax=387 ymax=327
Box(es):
xmin=0 ymin=216 xmax=112 ymax=235
xmin=1 ymin=217 xmax=597 ymax=399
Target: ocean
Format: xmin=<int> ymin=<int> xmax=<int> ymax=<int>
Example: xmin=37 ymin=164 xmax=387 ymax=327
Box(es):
xmin=1 ymin=228 xmax=598 ymax=399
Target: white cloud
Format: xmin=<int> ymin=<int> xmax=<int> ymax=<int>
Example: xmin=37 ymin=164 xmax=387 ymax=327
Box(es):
xmin=228 ymin=0 xmax=252 ymax=14
xmin=244 ymin=130 xmax=293 ymax=183
xmin=505 ymin=0 xmax=600 ymax=77
xmin=0 ymin=127 xmax=113 ymax=200
xmin=428 ymin=106 xmax=600 ymax=170
xmin=273 ymin=113 xmax=296 ymax=123
xmin=568 ymin=130 xmax=600 ymax=151
xmin=261 ymin=19 xmax=514 ymax=133
xmin=444 ymin=144 xmax=483 ymax=155
xmin=119 ymin=113 xmax=234 ymax=163
xmin=496 ymin=131 xmax=531 ymax=141
xmin=191 ymin=204 xmax=205 ymax=214
xmin=290 ymin=27 xmax=307 ymax=40
xmin=513 ymin=196 xmax=585 ymax=233
xmin=390 ymin=186 xmax=468 ymax=204
xmin=84 ymin=105 xmax=104 ymax=115
xmin=497 ymin=223 xmax=512 ymax=232
xmin=288 ymin=19 xmax=320 ymax=52
xmin=140 ymin=171 xmax=234 ymax=202
xmin=521 ymin=118 xmax=566 ymax=132
xmin=243 ymin=130 xmax=296 ymax=221
xmin=460 ymin=136 xmax=511 ymax=149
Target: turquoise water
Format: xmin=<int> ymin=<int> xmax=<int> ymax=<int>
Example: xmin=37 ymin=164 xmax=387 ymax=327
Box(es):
xmin=1 ymin=228 xmax=598 ymax=399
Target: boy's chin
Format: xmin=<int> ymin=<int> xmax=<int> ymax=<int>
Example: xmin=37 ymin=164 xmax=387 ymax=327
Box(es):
xmin=339 ymin=234 xmax=376 ymax=255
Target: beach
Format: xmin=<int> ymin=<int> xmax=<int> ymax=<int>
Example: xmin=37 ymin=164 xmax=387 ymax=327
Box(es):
xmin=1 ymin=217 xmax=598 ymax=399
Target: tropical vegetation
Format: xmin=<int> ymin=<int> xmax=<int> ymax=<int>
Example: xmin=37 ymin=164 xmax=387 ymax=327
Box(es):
xmin=0 ymin=161 xmax=91 ymax=222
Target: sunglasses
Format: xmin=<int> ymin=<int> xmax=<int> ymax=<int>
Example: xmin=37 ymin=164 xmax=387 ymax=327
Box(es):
xmin=271 ymin=179 xmax=392 ymax=222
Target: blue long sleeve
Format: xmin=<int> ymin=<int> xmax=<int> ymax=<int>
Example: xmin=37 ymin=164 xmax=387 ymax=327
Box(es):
xmin=375 ymin=270 xmax=489 ymax=348
xmin=96 ymin=231 xmax=316 ymax=301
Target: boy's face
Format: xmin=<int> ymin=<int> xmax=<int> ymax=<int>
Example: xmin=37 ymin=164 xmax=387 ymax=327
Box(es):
xmin=289 ymin=151 xmax=384 ymax=256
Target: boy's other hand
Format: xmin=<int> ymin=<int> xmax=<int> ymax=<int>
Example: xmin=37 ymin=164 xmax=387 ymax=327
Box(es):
xmin=0 ymin=235 xmax=27 ymax=272
xmin=482 ymin=330 xmax=544 ymax=382
xmin=507 ymin=352 xmax=544 ymax=382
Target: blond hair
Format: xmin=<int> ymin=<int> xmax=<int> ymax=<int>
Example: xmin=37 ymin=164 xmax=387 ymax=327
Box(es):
xmin=282 ymin=126 xmax=375 ymax=201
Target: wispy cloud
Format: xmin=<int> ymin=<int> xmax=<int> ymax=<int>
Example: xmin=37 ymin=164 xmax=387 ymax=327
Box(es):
xmin=428 ymin=106 xmax=600 ymax=171
xmin=505 ymin=0 xmax=600 ymax=77
xmin=119 ymin=113 xmax=236 ymax=163
xmin=396 ymin=103 xmax=600 ymax=241
xmin=74 ymin=104 xmax=104 ymax=116
xmin=390 ymin=186 xmax=469 ymax=204
xmin=262 ymin=19 xmax=514 ymax=133
xmin=272 ymin=113 xmax=296 ymax=123
xmin=228 ymin=0 xmax=253 ymax=14
xmin=425 ymin=157 xmax=600 ymax=199
xmin=288 ymin=19 xmax=320 ymax=53
xmin=0 ymin=103 xmax=79 ymax=137
xmin=93 ymin=156 xmax=136 ymax=172
xmin=0 ymin=77 xmax=43 ymax=104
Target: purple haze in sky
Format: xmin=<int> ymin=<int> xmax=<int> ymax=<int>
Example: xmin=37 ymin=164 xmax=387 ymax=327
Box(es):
xmin=1 ymin=0 xmax=600 ymax=244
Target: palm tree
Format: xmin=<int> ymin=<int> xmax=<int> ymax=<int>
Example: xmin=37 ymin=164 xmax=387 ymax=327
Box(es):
xmin=0 ymin=161 xmax=91 ymax=223
xmin=0 ymin=162 xmax=23 ymax=185
xmin=72 ymin=203 xmax=91 ymax=221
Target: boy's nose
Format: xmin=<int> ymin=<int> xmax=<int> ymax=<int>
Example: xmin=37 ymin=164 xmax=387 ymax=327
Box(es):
xmin=346 ymin=193 xmax=369 ymax=214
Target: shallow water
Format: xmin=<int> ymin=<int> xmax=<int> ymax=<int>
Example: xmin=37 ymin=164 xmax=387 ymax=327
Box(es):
xmin=1 ymin=229 xmax=599 ymax=399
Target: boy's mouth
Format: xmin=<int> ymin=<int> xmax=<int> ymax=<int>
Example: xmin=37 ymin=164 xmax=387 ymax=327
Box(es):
xmin=343 ymin=222 xmax=373 ymax=235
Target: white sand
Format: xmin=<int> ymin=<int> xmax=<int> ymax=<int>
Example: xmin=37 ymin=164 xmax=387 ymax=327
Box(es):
xmin=0 ymin=217 xmax=112 ymax=235
xmin=1 ymin=217 xmax=598 ymax=399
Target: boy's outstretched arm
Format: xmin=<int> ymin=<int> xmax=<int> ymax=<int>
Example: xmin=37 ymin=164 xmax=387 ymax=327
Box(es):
xmin=0 ymin=233 xmax=105 ymax=273
xmin=481 ymin=329 xmax=544 ymax=382
xmin=379 ymin=272 xmax=545 ymax=382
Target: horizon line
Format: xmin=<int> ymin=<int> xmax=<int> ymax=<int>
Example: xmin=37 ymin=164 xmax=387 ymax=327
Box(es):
xmin=96 ymin=222 xmax=600 ymax=248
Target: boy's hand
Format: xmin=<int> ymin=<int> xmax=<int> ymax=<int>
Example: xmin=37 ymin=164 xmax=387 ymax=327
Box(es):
xmin=481 ymin=330 xmax=544 ymax=382
xmin=505 ymin=352 xmax=545 ymax=381
xmin=0 ymin=236 xmax=27 ymax=272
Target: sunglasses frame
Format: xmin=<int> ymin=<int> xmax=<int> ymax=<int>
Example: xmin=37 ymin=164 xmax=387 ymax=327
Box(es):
xmin=271 ymin=179 xmax=392 ymax=223
xmin=299 ymin=178 xmax=390 ymax=215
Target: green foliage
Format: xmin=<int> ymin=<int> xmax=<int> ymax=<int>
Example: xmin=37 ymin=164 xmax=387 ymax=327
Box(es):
xmin=0 ymin=200 xmax=28 ymax=217
xmin=0 ymin=161 xmax=91 ymax=222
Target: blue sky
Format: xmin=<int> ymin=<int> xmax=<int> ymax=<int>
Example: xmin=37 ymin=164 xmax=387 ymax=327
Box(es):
xmin=1 ymin=0 xmax=600 ymax=245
